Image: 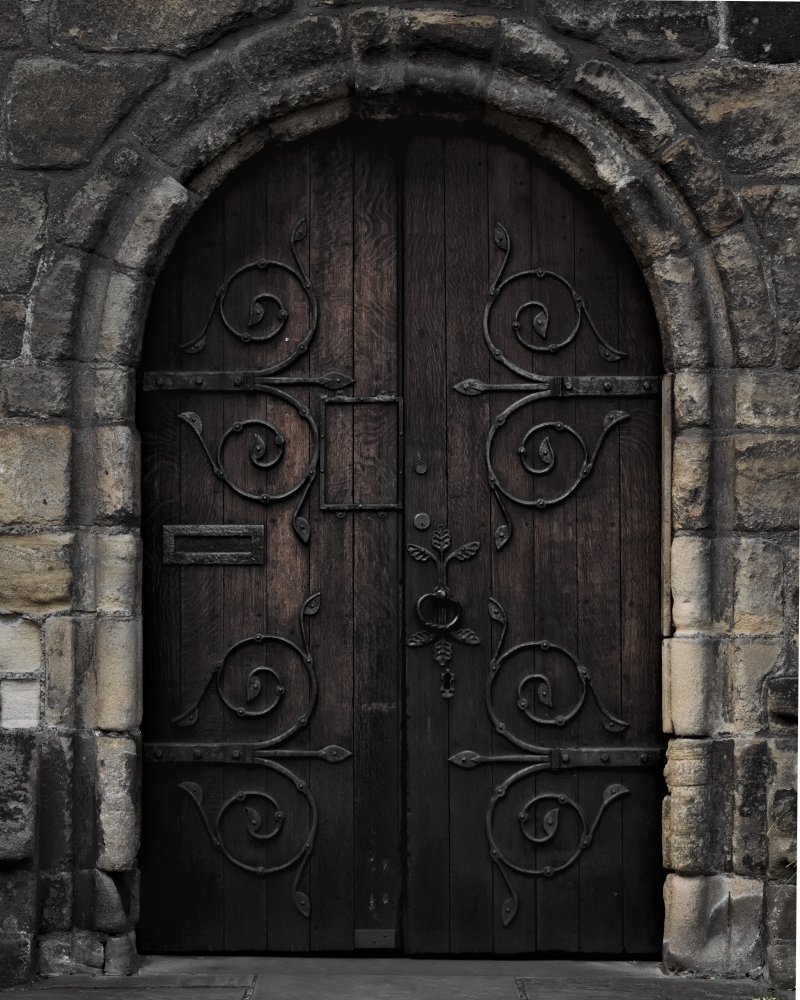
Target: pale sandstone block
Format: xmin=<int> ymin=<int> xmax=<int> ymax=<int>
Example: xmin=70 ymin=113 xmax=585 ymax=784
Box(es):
xmin=0 ymin=619 xmax=42 ymax=674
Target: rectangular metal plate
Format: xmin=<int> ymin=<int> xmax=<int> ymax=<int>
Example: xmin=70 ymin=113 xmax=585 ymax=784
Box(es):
xmin=354 ymin=928 xmax=396 ymax=949
xmin=320 ymin=395 xmax=403 ymax=511
xmin=162 ymin=525 xmax=265 ymax=565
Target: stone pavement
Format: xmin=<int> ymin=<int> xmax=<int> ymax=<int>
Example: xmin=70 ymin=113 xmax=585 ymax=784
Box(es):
xmin=0 ymin=957 xmax=794 ymax=1000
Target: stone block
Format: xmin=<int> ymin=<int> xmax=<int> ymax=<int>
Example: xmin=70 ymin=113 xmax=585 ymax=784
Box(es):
xmin=663 ymin=636 xmax=717 ymax=736
xmin=733 ymin=537 xmax=784 ymax=634
xmin=39 ymin=870 xmax=73 ymax=932
xmin=0 ymin=3 xmax=26 ymax=47
xmin=727 ymin=639 xmax=781 ymax=735
xmin=96 ymin=735 xmax=140 ymax=872
xmin=75 ymin=869 xmax=135 ymax=933
xmin=741 ymin=184 xmax=800 ymax=368
xmin=52 ymin=145 xmax=142 ymax=252
xmin=0 ymin=177 xmax=47 ymax=293
xmin=497 ymin=20 xmax=569 ymax=84
xmin=735 ymin=436 xmax=800 ymax=531
xmin=0 ymin=730 xmax=38 ymax=860
xmin=91 ymin=270 xmax=150 ymax=365
xmin=37 ymin=930 xmax=104 ymax=977
xmin=663 ymin=874 xmax=764 ymax=976
xmin=610 ymin=175 xmax=683 ymax=262
xmin=28 ymin=247 xmax=88 ymax=360
xmin=767 ymin=738 xmax=797 ymax=880
xmin=0 ymin=363 xmax=73 ymax=418
xmin=52 ymin=0 xmax=292 ymax=54
xmin=765 ymin=882 xmax=796 ymax=944
xmin=766 ymin=675 xmax=798 ymax=723
xmin=731 ymin=3 xmax=800 ymax=64
xmin=712 ymin=228 xmax=775 ymax=368
xmin=104 ymin=930 xmax=138 ymax=975
xmin=573 ymin=60 xmax=674 ymax=154
xmin=0 ymin=864 xmax=36 ymax=933
xmin=540 ymin=0 xmax=717 ymax=62
xmin=0 ymin=931 xmax=33 ymax=986
xmin=671 ymin=535 xmax=711 ymax=630
xmin=92 ymin=367 xmax=136 ymax=422
xmin=647 ymin=255 xmax=709 ymax=369
xmin=0 ymin=534 xmax=73 ymax=614
xmin=767 ymin=942 xmax=796 ymax=989
xmin=7 ymin=57 xmax=151 ymax=168
xmin=0 ymin=618 xmax=42 ymax=674
xmin=96 ymin=534 xmax=141 ymax=615
xmin=0 ymin=297 xmax=26 ymax=360
xmin=95 ymin=426 xmax=140 ymax=522
xmin=671 ymin=433 xmax=711 ymax=530
xmin=735 ymin=373 xmax=800 ymax=430
xmin=0 ymin=679 xmax=40 ymax=728
xmin=93 ymin=617 xmax=143 ymax=731
xmin=658 ymin=135 xmax=742 ymax=238
xmin=44 ymin=616 xmax=76 ymax=726
xmin=733 ymin=738 xmax=769 ymax=876
xmin=0 ymin=425 xmax=70 ymax=525
xmin=663 ymin=738 xmax=732 ymax=873
xmin=109 ymin=176 xmax=191 ymax=274
xmin=39 ymin=734 xmax=73 ymax=868
xmin=668 ymin=61 xmax=800 ymax=178
xmin=400 ymin=10 xmax=499 ymax=59
xmin=673 ymin=372 xmax=710 ymax=429
xmin=238 ymin=16 xmax=345 ymax=87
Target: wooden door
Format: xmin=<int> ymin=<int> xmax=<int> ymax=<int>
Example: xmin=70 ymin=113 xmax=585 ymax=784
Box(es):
xmin=138 ymin=124 xmax=664 ymax=955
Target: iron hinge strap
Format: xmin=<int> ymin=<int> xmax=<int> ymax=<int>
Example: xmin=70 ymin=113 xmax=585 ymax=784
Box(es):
xmin=142 ymin=370 xmax=354 ymax=392
xmin=143 ymin=742 xmax=352 ymax=764
xmin=449 ymin=746 xmax=665 ymax=770
xmin=453 ymin=375 xmax=660 ymax=397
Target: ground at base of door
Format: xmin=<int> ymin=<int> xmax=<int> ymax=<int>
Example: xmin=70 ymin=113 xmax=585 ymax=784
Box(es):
xmin=1 ymin=957 xmax=794 ymax=1000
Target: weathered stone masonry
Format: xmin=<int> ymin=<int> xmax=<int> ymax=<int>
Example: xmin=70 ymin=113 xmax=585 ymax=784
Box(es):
xmin=0 ymin=0 xmax=797 ymax=987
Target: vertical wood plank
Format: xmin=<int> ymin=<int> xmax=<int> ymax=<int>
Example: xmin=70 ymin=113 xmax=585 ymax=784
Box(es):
xmin=352 ymin=132 xmax=402 ymax=944
xmin=308 ymin=128 xmax=356 ymax=951
xmin=403 ymin=133 xmax=450 ymax=953
xmin=445 ymin=135 xmax=493 ymax=954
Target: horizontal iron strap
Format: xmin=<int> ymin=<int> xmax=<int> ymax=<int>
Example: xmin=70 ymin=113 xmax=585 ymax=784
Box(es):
xmin=452 ymin=375 xmax=659 ymax=397
xmin=142 ymin=370 xmax=353 ymax=391
xmin=143 ymin=743 xmax=351 ymax=764
xmin=553 ymin=746 xmax=664 ymax=768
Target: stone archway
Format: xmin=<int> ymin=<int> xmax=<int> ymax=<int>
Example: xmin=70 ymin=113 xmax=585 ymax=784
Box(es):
xmin=18 ymin=7 xmax=784 ymax=982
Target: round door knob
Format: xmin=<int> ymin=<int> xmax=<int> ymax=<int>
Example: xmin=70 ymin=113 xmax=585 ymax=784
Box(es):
xmin=413 ymin=513 xmax=430 ymax=530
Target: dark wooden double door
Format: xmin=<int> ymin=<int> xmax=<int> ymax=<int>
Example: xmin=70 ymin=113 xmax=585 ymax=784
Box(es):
xmin=138 ymin=124 xmax=664 ymax=955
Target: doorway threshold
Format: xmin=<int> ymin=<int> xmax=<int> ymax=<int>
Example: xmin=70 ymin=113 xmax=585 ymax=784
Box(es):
xmin=4 ymin=956 xmax=791 ymax=1000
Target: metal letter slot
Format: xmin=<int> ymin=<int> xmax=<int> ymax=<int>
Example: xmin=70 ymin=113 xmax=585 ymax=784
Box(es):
xmin=162 ymin=524 xmax=265 ymax=565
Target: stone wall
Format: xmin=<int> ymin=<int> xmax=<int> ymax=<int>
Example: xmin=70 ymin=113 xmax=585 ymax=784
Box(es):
xmin=0 ymin=0 xmax=797 ymax=988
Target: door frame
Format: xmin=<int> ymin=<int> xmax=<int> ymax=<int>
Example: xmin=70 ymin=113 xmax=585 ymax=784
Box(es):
xmin=70 ymin=74 xmax=728 ymax=965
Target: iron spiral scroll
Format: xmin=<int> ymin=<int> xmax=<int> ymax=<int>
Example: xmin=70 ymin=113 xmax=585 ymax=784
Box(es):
xmin=144 ymin=594 xmax=352 ymax=919
xmin=449 ymin=598 xmax=662 ymax=927
xmin=453 ymin=221 xmax=660 ymax=550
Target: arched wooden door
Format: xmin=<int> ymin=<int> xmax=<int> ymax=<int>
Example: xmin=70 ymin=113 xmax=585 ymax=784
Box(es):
xmin=138 ymin=123 xmax=665 ymax=955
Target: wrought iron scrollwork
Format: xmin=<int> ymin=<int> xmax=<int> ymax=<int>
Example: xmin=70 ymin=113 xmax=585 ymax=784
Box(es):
xmin=147 ymin=593 xmax=352 ymax=919
xmin=454 ymin=221 xmax=660 ymax=548
xmin=449 ymin=597 xmax=663 ymax=927
xmin=406 ymin=525 xmax=480 ymax=698
xmin=177 ymin=388 xmax=319 ymax=544
xmin=179 ymin=219 xmax=318 ymax=370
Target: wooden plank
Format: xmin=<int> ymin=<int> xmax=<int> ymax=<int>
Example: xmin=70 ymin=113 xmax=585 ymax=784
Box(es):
xmin=352 ymin=132 xmax=402 ymax=944
xmin=444 ymin=134 xmax=494 ymax=954
xmin=486 ymin=139 xmax=537 ymax=954
xmin=138 ymin=256 xmax=184 ymax=953
xmin=530 ymin=160 xmax=581 ymax=955
xmin=307 ymin=127 xmax=356 ymax=951
xmin=177 ymin=193 xmax=226 ymax=952
xmin=618 ymin=251 xmax=665 ymax=954
xmin=220 ymin=152 xmax=269 ymax=952
xmin=264 ymin=139 xmax=312 ymax=953
xmin=403 ymin=133 xmax=450 ymax=953
xmin=574 ymin=196 xmax=623 ymax=955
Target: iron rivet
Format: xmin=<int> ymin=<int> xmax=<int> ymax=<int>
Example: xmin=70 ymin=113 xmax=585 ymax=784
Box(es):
xmin=564 ymin=379 xmax=572 ymax=390
xmin=195 ymin=376 xmax=204 ymax=385
xmin=562 ymin=753 xmax=569 ymax=763
xmin=155 ymin=376 xmax=164 ymax=387
xmin=601 ymin=752 xmax=609 ymax=762
xmin=233 ymin=375 xmax=243 ymax=386
xmin=415 ymin=461 xmax=427 ymax=475
xmin=154 ymin=749 xmax=162 ymax=759
xmin=603 ymin=381 xmax=612 ymax=392
xmin=232 ymin=750 xmax=241 ymax=759
xmin=643 ymin=381 xmax=651 ymax=390
xmin=641 ymin=753 xmax=649 ymax=763
xmin=193 ymin=748 xmax=202 ymax=759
